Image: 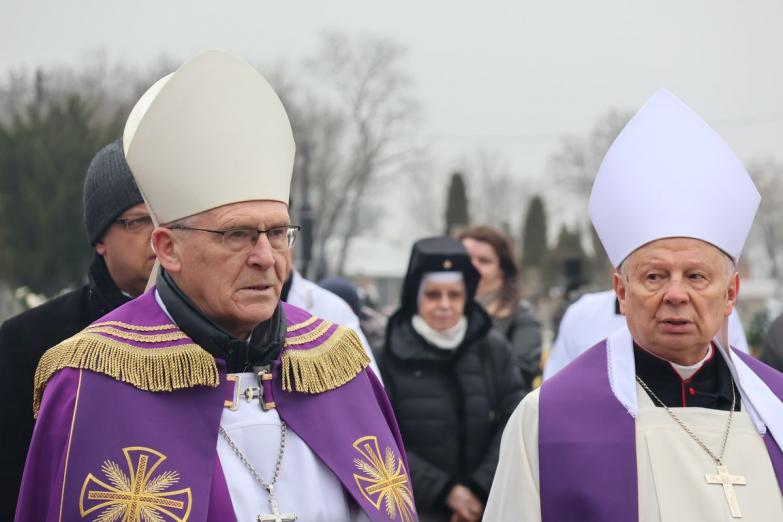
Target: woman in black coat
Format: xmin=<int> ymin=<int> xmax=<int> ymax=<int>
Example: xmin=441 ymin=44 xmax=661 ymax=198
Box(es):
xmin=459 ymin=225 xmax=543 ymax=390
xmin=379 ymin=237 xmax=524 ymax=522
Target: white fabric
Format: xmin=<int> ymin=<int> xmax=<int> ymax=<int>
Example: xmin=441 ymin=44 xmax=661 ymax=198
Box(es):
xmin=219 ymin=373 xmax=371 ymax=522
xmin=669 ymin=345 xmax=713 ymax=380
xmin=421 ymin=271 xmax=463 ymax=284
xmin=604 ymin=325 xmax=783 ymax=455
xmin=544 ymin=290 xmax=749 ymax=380
xmin=588 ymin=88 xmax=760 ymax=266
xmin=286 ymin=270 xmax=382 ymax=382
xmin=484 ymin=386 xmax=783 ymax=521
xmin=123 ymin=50 xmax=295 ymax=225
xmin=411 ymin=314 xmax=468 ymax=350
xmin=154 ymin=292 xmax=371 ymax=520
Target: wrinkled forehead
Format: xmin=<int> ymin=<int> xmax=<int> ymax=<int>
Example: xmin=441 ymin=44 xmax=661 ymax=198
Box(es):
xmin=620 ymin=237 xmax=733 ymax=272
xmin=188 ymin=200 xmax=290 ymax=226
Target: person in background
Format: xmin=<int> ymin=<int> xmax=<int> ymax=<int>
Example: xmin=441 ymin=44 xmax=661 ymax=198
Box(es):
xmin=543 ymin=288 xmax=750 ymax=380
xmin=379 ymin=236 xmax=524 ymax=522
xmin=459 ymin=225 xmax=542 ymax=389
xmin=318 ymin=275 xmax=388 ymax=355
xmin=0 ymin=139 xmax=153 ymax=519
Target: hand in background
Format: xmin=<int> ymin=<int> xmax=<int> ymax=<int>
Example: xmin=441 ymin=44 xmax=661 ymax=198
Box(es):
xmin=446 ymin=484 xmax=484 ymax=522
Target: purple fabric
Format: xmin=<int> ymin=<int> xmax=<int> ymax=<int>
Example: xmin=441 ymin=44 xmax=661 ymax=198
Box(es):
xmin=61 ymin=370 xmax=225 ymax=520
xmin=207 ymin=456 xmax=234 ymax=520
xmin=275 ymin=361 xmax=417 ymax=522
xmin=18 ymin=290 xmax=414 ymax=521
xmin=538 ymin=343 xmax=783 ymax=522
xmin=539 ymin=341 xmax=637 ymax=522
xmin=17 ymin=290 xmax=232 ymax=521
xmin=15 ymin=368 xmax=80 ymax=521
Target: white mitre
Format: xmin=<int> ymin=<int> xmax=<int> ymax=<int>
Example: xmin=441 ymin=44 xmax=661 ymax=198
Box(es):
xmin=123 ymin=50 xmax=295 ymax=225
xmin=588 ymin=88 xmax=760 ymax=267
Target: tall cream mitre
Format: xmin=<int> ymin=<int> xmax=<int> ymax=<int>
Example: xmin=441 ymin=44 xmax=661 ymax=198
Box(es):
xmin=123 ymin=50 xmax=295 ymax=225
xmin=588 ymin=89 xmax=760 ymax=267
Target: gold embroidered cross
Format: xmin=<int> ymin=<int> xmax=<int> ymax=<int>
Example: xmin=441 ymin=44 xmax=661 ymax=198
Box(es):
xmin=80 ymin=446 xmax=192 ymax=522
xmin=352 ymin=435 xmax=416 ymax=522
xmin=706 ymin=465 xmax=746 ymax=518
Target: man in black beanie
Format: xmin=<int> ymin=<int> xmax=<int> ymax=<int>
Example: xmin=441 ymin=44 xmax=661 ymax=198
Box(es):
xmin=0 ymin=139 xmax=155 ymax=519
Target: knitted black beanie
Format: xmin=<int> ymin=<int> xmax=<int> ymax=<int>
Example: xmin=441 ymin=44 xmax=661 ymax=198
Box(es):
xmin=82 ymin=139 xmax=144 ymax=244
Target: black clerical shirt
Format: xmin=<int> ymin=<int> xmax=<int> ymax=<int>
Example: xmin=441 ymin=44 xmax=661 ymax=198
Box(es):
xmin=634 ymin=343 xmax=740 ymax=412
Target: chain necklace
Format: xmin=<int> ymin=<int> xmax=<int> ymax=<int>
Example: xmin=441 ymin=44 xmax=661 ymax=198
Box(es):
xmin=219 ymin=421 xmax=298 ymax=522
xmin=636 ymin=375 xmax=735 ymax=465
xmin=636 ymin=375 xmax=748 ymax=518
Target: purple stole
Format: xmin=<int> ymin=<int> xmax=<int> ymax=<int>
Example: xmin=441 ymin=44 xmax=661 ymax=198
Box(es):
xmin=539 ymin=341 xmax=783 ymax=522
xmin=17 ymin=289 xmax=417 ymax=522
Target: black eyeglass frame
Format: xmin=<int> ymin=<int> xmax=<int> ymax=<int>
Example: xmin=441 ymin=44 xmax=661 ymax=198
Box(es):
xmin=113 ymin=215 xmax=154 ymax=233
xmin=167 ymin=224 xmax=301 ymax=251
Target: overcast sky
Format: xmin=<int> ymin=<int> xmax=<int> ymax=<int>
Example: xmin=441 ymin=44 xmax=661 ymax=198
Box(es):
xmin=4 ymin=0 xmax=783 ymax=274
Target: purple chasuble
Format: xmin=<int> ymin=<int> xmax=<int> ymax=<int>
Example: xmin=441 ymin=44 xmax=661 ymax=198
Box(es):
xmin=539 ymin=341 xmax=783 ymax=522
xmin=17 ymin=289 xmax=417 ymax=522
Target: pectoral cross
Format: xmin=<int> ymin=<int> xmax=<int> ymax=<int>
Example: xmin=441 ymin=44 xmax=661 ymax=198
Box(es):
xmin=257 ymin=484 xmax=297 ymax=522
xmin=706 ymin=465 xmax=746 ymax=518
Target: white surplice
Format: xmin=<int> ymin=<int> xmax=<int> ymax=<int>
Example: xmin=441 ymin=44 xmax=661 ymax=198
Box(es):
xmin=485 ymin=383 xmax=783 ymax=521
xmin=217 ymin=372 xmax=372 ymax=522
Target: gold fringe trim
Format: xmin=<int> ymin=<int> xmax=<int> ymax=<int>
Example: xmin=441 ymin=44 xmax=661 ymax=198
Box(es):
xmin=281 ymin=326 xmax=370 ymax=394
xmin=286 ymin=320 xmax=333 ymax=346
xmin=87 ymin=321 xmax=178 ymax=332
xmin=82 ymin=326 xmax=189 ymax=343
xmin=286 ymin=316 xmax=318 ymax=333
xmin=33 ymin=333 xmax=219 ymax=417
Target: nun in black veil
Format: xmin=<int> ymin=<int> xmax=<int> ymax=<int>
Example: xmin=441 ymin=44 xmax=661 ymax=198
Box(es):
xmin=378 ymin=236 xmax=524 ymax=522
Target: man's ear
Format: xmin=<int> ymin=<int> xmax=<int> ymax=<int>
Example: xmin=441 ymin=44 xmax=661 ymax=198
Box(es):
xmin=151 ymin=228 xmax=181 ymax=273
xmin=614 ymin=271 xmax=627 ymax=315
xmin=725 ymin=271 xmax=740 ymax=317
xmin=95 ymin=241 xmax=107 ymax=256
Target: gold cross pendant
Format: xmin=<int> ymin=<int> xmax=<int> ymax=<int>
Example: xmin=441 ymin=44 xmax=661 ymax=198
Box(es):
xmin=706 ymin=464 xmax=747 ymax=518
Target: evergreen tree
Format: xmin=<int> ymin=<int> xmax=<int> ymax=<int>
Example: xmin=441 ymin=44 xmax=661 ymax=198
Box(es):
xmin=444 ymin=171 xmax=470 ymax=235
xmin=521 ymin=195 xmax=547 ymax=268
xmin=0 ymin=85 xmax=123 ymax=295
xmin=545 ymin=224 xmax=589 ymax=291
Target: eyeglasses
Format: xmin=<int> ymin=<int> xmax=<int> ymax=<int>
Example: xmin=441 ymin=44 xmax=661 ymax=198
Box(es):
xmin=114 ymin=215 xmax=154 ymax=234
xmin=168 ymin=224 xmax=301 ymax=252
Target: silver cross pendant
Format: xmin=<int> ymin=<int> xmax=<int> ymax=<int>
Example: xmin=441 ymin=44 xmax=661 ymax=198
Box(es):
xmin=257 ymin=484 xmax=297 ymax=522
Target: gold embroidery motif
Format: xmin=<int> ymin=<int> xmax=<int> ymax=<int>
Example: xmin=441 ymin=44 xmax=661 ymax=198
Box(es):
xmin=33 ymin=333 xmax=219 ymax=417
xmin=83 ymin=326 xmax=189 ymax=343
xmin=284 ymin=320 xmax=332 ymax=346
xmin=352 ymin=436 xmax=416 ymax=522
xmin=281 ymin=326 xmax=370 ymax=393
xmin=79 ymin=446 xmax=192 ymax=522
xmin=88 ymin=321 xmax=179 ymax=332
xmin=286 ymin=315 xmax=318 ymax=333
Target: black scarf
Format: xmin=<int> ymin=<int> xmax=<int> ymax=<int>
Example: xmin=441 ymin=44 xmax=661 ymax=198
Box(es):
xmin=156 ymin=269 xmax=286 ymax=372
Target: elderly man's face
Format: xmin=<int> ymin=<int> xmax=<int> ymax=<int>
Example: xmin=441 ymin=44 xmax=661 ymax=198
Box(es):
xmin=156 ymin=201 xmax=290 ymax=338
xmin=614 ymin=237 xmax=738 ymax=364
